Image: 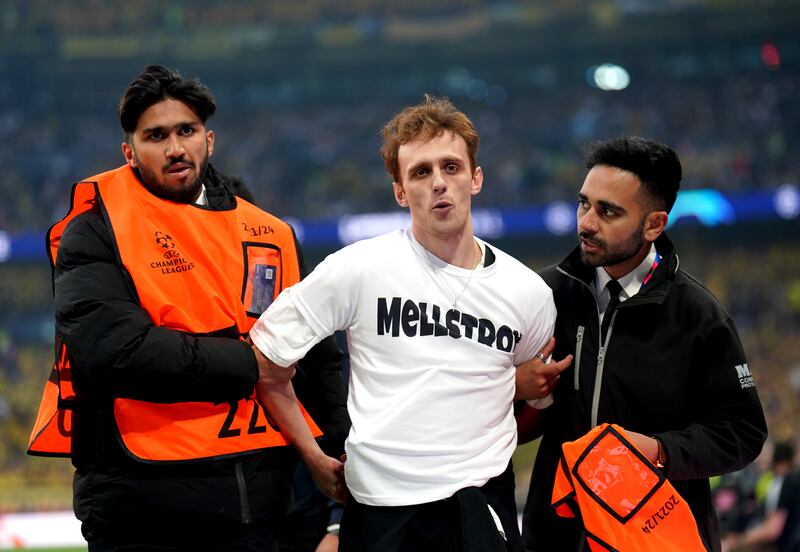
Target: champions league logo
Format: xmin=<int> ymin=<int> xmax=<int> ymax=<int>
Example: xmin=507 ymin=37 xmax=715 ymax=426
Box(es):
xmin=155 ymin=231 xmax=175 ymax=249
xmin=151 ymin=231 xmax=194 ymax=274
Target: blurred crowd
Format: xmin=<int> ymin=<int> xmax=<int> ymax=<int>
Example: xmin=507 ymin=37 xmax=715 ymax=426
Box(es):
xmin=0 ymin=67 xmax=797 ymax=233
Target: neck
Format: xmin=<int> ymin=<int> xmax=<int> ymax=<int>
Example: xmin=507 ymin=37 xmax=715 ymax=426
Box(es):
xmin=603 ymin=242 xmax=652 ymax=280
xmin=412 ymin=225 xmax=478 ymax=269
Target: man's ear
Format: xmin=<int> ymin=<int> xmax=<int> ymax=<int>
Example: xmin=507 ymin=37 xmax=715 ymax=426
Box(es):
xmin=393 ymin=181 xmax=408 ymax=207
xmin=207 ymin=129 xmax=215 ymax=157
xmin=644 ymin=211 xmax=668 ymax=242
xmin=470 ymin=166 xmax=484 ymax=196
xmin=122 ymin=142 xmax=137 ymax=168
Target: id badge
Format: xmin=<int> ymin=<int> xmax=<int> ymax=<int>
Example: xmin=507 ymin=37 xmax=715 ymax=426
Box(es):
xmin=242 ymin=244 xmax=282 ymax=316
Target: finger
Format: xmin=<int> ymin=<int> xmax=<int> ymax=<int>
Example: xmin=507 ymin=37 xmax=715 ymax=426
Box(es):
xmin=542 ymin=354 xmax=573 ymax=375
xmin=539 ymin=336 xmax=556 ymax=358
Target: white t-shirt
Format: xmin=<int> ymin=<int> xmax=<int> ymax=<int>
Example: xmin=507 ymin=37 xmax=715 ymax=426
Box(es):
xmin=250 ymin=229 xmax=556 ymax=506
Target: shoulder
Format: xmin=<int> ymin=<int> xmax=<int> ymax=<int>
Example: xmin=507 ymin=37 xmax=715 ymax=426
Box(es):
xmin=335 ymin=230 xmax=406 ymax=261
xmin=537 ymin=263 xmax=563 ymax=288
xmin=235 ymin=197 xmax=295 ymax=236
xmin=672 ymin=268 xmax=733 ymax=322
xmin=484 ymin=241 xmax=553 ymax=299
xmin=58 ymin=206 xmax=115 ymax=266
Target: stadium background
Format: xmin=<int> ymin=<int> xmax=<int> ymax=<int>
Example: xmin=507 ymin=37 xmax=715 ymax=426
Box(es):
xmin=1 ymin=0 xmax=799 ymax=548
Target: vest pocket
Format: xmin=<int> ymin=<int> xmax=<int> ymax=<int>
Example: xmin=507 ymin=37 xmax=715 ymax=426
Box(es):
xmin=242 ymin=243 xmax=282 ymax=316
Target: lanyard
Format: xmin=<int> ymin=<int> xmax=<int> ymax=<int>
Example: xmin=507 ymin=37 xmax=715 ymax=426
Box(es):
xmin=641 ymin=252 xmax=662 ymax=287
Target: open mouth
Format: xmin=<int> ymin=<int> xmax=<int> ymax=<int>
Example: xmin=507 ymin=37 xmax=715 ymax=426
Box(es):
xmin=167 ymin=161 xmax=194 ymax=174
xmin=432 ymin=200 xmax=453 ymax=213
xmin=580 ymin=237 xmax=602 ymax=253
xmin=165 ymin=162 xmax=194 ymax=177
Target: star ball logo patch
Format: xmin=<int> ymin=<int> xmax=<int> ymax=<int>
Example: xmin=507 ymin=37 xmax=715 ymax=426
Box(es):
xmin=155 ymin=231 xmax=175 ymax=249
xmin=150 ymin=231 xmax=195 ymax=274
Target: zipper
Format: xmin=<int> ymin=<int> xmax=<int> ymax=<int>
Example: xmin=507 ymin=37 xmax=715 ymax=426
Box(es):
xmin=591 ymin=311 xmax=617 ymax=427
xmin=234 ymin=460 xmax=252 ymax=524
xmin=555 ymin=267 xmax=607 ymax=429
xmin=574 ymin=325 xmax=585 ymax=390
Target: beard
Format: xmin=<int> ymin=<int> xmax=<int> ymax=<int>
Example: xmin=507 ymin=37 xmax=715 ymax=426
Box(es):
xmin=135 ymin=152 xmax=209 ymax=203
xmin=579 ymin=220 xmax=646 ymax=268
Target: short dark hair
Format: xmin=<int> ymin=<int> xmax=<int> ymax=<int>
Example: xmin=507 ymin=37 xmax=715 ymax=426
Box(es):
xmin=118 ymin=64 xmax=216 ymax=139
xmin=584 ymin=136 xmax=681 ymax=213
xmin=380 ymin=95 xmax=479 ymax=184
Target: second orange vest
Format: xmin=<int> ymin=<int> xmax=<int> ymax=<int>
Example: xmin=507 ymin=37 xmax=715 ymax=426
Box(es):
xmin=552 ymin=423 xmax=707 ymax=552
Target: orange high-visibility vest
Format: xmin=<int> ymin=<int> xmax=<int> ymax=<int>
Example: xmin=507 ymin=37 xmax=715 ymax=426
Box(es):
xmin=552 ymin=423 xmax=707 ymax=552
xmin=28 ymin=164 xmax=321 ymax=462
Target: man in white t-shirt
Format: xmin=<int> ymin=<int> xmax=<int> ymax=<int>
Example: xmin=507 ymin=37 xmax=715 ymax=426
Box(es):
xmin=249 ymin=96 xmax=569 ymax=552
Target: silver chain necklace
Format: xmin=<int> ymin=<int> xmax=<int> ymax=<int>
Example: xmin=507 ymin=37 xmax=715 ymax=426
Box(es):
xmin=450 ymin=241 xmax=482 ymax=310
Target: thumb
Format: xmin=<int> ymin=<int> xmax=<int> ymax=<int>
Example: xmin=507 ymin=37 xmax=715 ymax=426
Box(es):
xmin=539 ymin=336 xmax=556 ymax=358
xmin=546 ymin=354 xmax=573 ymax=375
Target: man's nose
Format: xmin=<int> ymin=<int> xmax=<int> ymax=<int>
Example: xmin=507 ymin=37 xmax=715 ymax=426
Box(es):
xmin=432 ymin=169 xmax=446 ymax=192
xmin=165 ymin=134 xmax=185 ymax=159
xmin=578 ymin=209 xmax=598 ymax=234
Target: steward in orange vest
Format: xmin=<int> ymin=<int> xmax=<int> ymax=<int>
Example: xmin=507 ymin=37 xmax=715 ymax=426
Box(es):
xmin=552 ymin=423 xmax=708 ymax=551
xmin=30 ymin=164 xmax=322 ymax=461
xmin=28 ymin=163 xmax=348 ymax=531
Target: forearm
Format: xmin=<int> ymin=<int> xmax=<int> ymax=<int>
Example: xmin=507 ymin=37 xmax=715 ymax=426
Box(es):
xmin=256 ymin=379 xmax=325 ymax=462
xmin=294 ymin=334 xmax=350 ymax=458
xmin=668 ymin=320 xmax=767 ymax=479
xmin=515 ymin=402 xmax=545 ymax=444
xmin=657 ymin=419 xmax=766 ymax=480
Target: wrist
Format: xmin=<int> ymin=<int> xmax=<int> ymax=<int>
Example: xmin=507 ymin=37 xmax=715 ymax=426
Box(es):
xmin=526 ymin=394 xmax=554 ymax=409
xmin=652 ymin=437 xmax=667 ymax=469
xmin=301 ymin=445 xmax=329 ymax=467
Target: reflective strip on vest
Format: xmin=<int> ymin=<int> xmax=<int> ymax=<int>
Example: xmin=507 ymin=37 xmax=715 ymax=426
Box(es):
xmin=29 ymin=165 xmax=321 ymax=461
xmin=551 ymin=423 xmax=707 ymax=552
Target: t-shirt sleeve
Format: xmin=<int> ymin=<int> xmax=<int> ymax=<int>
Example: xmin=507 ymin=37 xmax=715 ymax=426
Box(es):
xmin=513 ymin=281 xmax=557 ymax=365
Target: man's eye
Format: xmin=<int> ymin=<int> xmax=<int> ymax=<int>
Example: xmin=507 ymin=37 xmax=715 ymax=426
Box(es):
xmin=445 ymin=164 xmax=459 ymax=173
xmin=148 ymin=132 xmax=163 ymax=141
xmin=179 ymin=126 xmax=194 ymax=136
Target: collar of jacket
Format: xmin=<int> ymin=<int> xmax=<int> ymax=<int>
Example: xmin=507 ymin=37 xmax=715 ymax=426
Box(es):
xmin=556 ymin=233 xmax=680 ymax=307
xmin=203 ymin=164 xmax=239 ymax=210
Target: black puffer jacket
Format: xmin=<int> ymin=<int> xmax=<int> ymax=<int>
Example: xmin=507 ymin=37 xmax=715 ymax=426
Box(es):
xmin=522 ymin=233 xmax=767 ymax=552
xmin=54 ymin=166 xmax=349 ymax=532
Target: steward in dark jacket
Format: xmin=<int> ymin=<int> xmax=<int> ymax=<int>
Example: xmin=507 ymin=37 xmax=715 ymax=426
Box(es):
xmin=523 ymin=234 xmax=766 ymax=551
xmin=518 ymin=137 xmax=766 ymax=552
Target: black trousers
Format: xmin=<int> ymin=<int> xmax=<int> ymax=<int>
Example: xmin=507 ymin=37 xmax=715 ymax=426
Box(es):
xmin=339 ymin=461 xmax=523 ymax=552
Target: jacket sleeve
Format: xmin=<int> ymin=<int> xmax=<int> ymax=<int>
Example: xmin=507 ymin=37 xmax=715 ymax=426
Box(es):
xmin=656 ymin=311 xmax=767 ymax=480
xmin=54 ymin=208 xmax=259 ymax=403
xmin=289 ymin=232 xmax=350 ymax=458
